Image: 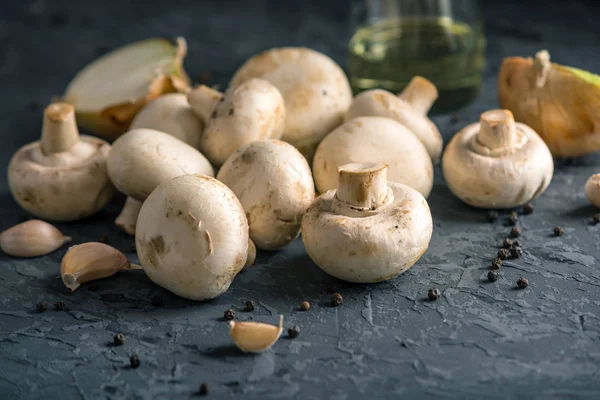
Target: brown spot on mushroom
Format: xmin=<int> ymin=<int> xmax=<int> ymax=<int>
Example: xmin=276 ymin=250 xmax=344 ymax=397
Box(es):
xmin=360 ymin=241 xmax=378 ymax=256
xmin=241 ymin=150 xmax=255 ymax=164
xmin=150 ymin=236 xmax=166 ymax=255
xmin=349 ymin=251 xmax=356 ymax=256
xmin=228 ymin=108 xmax=235 ymax=116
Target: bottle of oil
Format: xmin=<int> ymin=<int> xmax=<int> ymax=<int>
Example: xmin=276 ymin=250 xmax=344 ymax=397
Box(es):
xmin=348 ymin=0 xmax=485 ymax=114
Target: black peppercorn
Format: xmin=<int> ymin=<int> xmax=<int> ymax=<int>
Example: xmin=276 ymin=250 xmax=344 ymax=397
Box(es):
xmin=198 ymin=382 xmax=209 ymax=396
xmin=428 ymin=287 xmax=441 ymax=301
xmin=54 ymin=301 xmax=66 ymax=311
xmin=130 ymin=354 xmax=141 ymax=368
xmin=37 ymin=301 xmax=48 ymax=312
xmin=523 ymin=203 xmax=534 ymax=214
xmin=487 ymin=270 xmax=499 ymax=282
xmin=300 ymin=301 xmax=310 ymax=311
xmin=511 ymin=239 xmax=522 ymax=248
xmin=510 ymin=227 xmax=521 ymax=238
xmin=593 ymin=214 xmax=600 ymax=224
xmin=497 ymin=248 xmax=510 ymax=260
xmin=288 ymin=325 xmax=300 ymax=338
xmin=516 ymin=277 xmax=529 ymax=288
xmin=331 ymin=293 xmax=343 ymax=306
xmin=491 ymin=257 xmax=503 ymax=270
xmin=223 ymin=309 xmax=235 ymax=320
xmin=114 ymin=333 xmax=125 ymax=345
xmin=502 ymin=238 xmax=513 ymax=248
xmin=510 ymin=246 xmax=523 ymax=259
xmin=243 ymin=300 xmax=256 ymax=312
xmin=486 ymin=210 xmax=499 ymax=222
xmin=553 ymin=226 xmax=564 ymax=237
xmin=508 ymin=211 xmax=518 ymax=226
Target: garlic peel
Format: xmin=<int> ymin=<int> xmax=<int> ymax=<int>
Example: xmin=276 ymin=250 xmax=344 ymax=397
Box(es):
xmin=230 ymin=315 xmax=283 ymax=353
xmin=0 ymin=220 xmax=71 ymax=257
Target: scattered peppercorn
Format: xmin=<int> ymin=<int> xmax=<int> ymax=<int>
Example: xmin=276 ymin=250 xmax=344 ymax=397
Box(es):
xmin=510 ymin=246 xmax=523 ymax=259
xmin=523 ymin=203 xmax=534 ymax=214
xmin=508 ymin=211 xmax=519 ymax=226
xmin=487 ymin=270 xmax=499 ymax=282
xmin=54 ymin=301 xmax=66 ymax=311
xmin=428 ymin=287 xmax=441 ymax=301
xmin=37 ymin=301 xmax=48 ymax=312
xmin=502 ymin=238 xmax=513 ymax=248
xmin=151 ymin=295 xmax=164 ymax=307
xmin=516 ymin=277 xmax=529 ymax=289
xmin=510 ymin=227 xmax=521 ymax=238
xmin=491 ymin=257 xmax=503 ymax=270
xmin=497 ymin=248 xmax=510 ymax=260
xmin=99 ymin=236 xmax=107 ymax=243
xmin=300 ymin=301 xmax=310 ymax=311
xmin=243 ymin=300 xmax=256 ymax=312
xmin=331 ymin=293 xmax=343 ymax=307
xmin=450 ymin=113 xmax=461 ymax=124
xmin=198 ymin=382 xmax=209 ymax=396
xmin=486 ymin=210 xmax=499 ymax=222
xmin=511 ymin=239 xmax=522 ymax=248
xmin=553 ymin=226 xmax=564 ymax=237
xmin=223 ymin=309 xmax=235 ymax=320
xmin=114 ymin=333 xmax=125 ymax=345
xmin=130 ymin=354 xmax=141 ymax=368
xmin=326 ymin=284 xmax=337 ymax=293
xmin=288 ymin=325 xmax=300 ymax=338
xmin=593 ymin=214 xmax=600 ymax=224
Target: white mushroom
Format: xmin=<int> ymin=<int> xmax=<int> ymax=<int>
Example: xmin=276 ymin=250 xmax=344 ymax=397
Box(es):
xmin=585 ymin=174 xmax=600 ymax=207
xmin=136 ymin=174 xmax=252 ymax=300
xmin=442 ymin=109 xmax=554 ymax=208
xmin=345 ymin=76 xmax=443 ymax=163
xmin=312 ymin=116 xmax=434 ymax=198
xmin=188 ymin=78 xmax=285 ymax=166
xmin=217 ymin=140 xmax=315 ymax=250
xmin=230 ymin=47 xmax=352 ymax=161
xmin=302 ymin=162 xmax=432 ymax=283
xmin=8 ymin=103 xmax=115 ymax=221
xmin=107 ymin=128 xmax=214 ymax=201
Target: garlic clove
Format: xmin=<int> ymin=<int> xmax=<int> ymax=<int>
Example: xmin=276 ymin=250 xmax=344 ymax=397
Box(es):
xmin=0 ymin=220 xmax=71 ymax=257
xmin=230 ymin=315 xmax=283 ymax=353
xmin=63 ymin=38 xmax=190 ymax=140
xmin=60 ymin=242 xmax=140 ymax=291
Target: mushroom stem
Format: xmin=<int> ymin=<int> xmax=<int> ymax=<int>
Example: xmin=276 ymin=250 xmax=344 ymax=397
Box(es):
xmin=332 ymin=162 xmax=394 ymax=217
xmin=245 ymin=239 xmax=257 ymax=268
xmin=397 ymin=76 xmax=439 ymax=115
xmin=115 ymin=196 xmax=142 ymax=236
xmin=533 ymin=49 xmax=551 ymax=88
xmin=477 ymin=109 xmax=519 ymax=150
xmin=188 ymin=85 xmax=223 ymax=121
xmin=41 ymin=103 xmax=80 ymax=155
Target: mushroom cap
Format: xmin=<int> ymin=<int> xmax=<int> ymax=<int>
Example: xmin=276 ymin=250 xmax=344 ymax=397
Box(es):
xmin=313 ymin=117 xmax=434 ymax=198
xmin=302 ymin=182 xmax=432 ymax=283
xmin=585 ymin=174 xmax=600 ymax=208
xmin=8 ymin=135 xmax=114 ymax=221
xmin=345 ymin=89 xmax=443 ymax=163
xmin=200 ymin=78 xmax=285 ymax=166
xmin=107 ymin=128 xmax=214 ymax=201
xmin=129 ymin=93 xmax=204 ymax=149
xmin=217 ymin=140 xmax=315 ymax=250
xmin=136 ymin=174 xmax=248 ymax=300
xmin=442 ymin=113 xmax=554 ymax=209
xmin=230 ymin=47 xmax=352 ymax=151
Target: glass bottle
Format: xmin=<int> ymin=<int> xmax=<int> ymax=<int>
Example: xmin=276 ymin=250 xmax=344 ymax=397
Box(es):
xmin=348 ymin=0 xmax=486 ymax=114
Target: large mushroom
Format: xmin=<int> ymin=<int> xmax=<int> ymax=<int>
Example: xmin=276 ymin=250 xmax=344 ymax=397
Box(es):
xmin=230 ymin=47 xmax=352 ymax=161
xmin=302 ymin=162 xmax=433 ymax=283
xmin=217 ymin=140 xmax=315 ymax=250
xmin=312 ymin=116 xmax=434 ymax=198
xmin=345 ymin=76 xmax=443 ymax=163
xmin=442 ymin=109 xmax=554 ymax=208
xmin=188 ymin=78 xmax=285 ymax=166
xmin=8 ymin=103 xmax=115 ymax=221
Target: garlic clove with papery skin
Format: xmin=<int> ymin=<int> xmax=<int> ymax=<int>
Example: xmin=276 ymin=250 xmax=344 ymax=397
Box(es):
xmin=230 ymin=315 xmax=283 ymax=353
xmin=0 ymin=220 xmax=71 ymax=257
xmin=60 ymin=242 xmax=140 ymax=291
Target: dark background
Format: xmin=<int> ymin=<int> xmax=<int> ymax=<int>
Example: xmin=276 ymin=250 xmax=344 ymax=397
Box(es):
xmin=1 ymin=1 xmax=600 ymax=399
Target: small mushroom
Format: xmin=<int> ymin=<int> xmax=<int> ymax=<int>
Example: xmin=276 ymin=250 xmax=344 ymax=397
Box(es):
xmin=302 ymin=162 xmax=433 ymax=283
xmin=217 ymin=140 xmax=315 ymax=250
xmin=8 ymin=103 xmax=115 ymax=221
xmin=345 ymin=76 xmax=443 ymax=163
xmin=313 ymin=117 xmax=434 ymax=198
xmin=135 ymin=174 xmax=255 ymax=300
xmin=107 ymin=128 xmax=214 ymax=201
xmin=230 ymin=47 xmax=353 ymax=161
xmin=188 ymin=78 xmax=285 ymax=166
xmin=585 ymin=174 xmax=600 ymax=208
xmin=442 ymin=109 xmax=554 ymax=209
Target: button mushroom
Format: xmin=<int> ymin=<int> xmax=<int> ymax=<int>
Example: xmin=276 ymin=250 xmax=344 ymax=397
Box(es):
xmin=312 ymin=116 xmax=434 ymax=198
xmin=217 ymin=140 xmax=315 ymax=250
xmin=345 ymin=76 xmax=443 ymax=163
xmin=585 ymin=174 xmax=600 ymax=208
xmin=442 ymin=109 xmax=554 ymax=209
xmin=302 ymin=162 xmax=433 ymax=283
xmin=8 ymin=103 xmax=115 ymax=221
xmin=188 ymin=78 xmax=285 ymax=166
xmin=136 ymin=174 xmax=253 ymax=300
xmin=230 ymin=47 xmax=353 ymax=161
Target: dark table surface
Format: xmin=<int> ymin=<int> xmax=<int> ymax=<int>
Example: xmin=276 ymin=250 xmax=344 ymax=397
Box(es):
xmin=1 ymin=0 xmax=600 ymax=399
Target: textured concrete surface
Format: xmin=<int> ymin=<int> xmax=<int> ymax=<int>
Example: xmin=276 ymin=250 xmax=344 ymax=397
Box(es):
xmin=1 ymin=0 xmax=600 ymax=399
